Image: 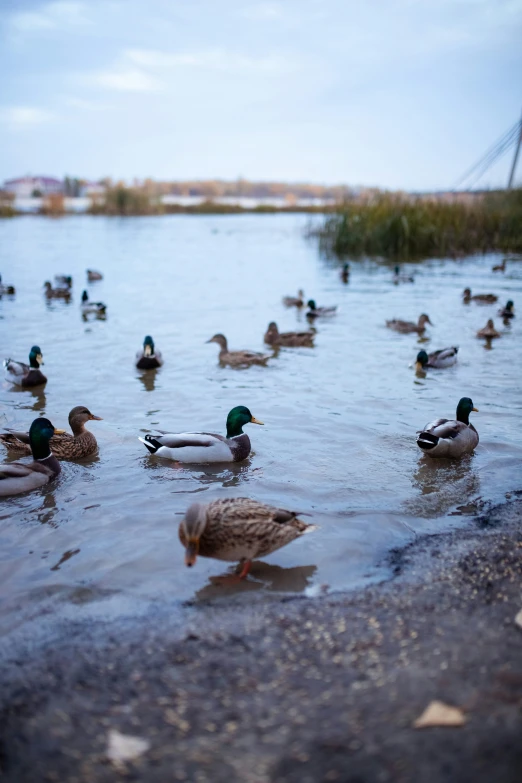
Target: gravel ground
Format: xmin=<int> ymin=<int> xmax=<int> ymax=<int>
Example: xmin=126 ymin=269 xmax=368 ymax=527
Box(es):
xmin=1 ymin=498 xmax=521 ymax=783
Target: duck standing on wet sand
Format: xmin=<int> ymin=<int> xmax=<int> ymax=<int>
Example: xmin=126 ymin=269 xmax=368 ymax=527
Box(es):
xmin=0 ymin=418 xmax=64 ymax=496
xmin=415 ymin=347 xmax=458 ymax=370
xmin=81 ymin=290 xmax=107 ymax=316
xmin=386 ymin=314 xmax=432 ymax=334
xmin=206 ymin=334 xmax=270 ymax=367
xmin=136 ymin=335 xmax=163 ymax=369
xmin=282 ymin=290 xmax=305 ymax=307
xmin=416 ymin=397 xmax=479 ymax=458
xmin=179 ymin=498 xmax=317 ymax=579
xmin=462 ymin=288 xmax=498 ymax=304
xmin=4 ymin=346 xmax=47 ymax=388
xmin=139 ymin=405 xmax=263 ymax=463
xmin=0 ymin=406 xmax=102 ymax=460
xmin=264 ymin=322 xmax=315 ymax=347
xmin=306 ymin=300 xmax=337 ymax=319
xmin=477 ymin=319 xmax=501 ymax=339
xmin=498 ymin=300 xmax=515 ymax=319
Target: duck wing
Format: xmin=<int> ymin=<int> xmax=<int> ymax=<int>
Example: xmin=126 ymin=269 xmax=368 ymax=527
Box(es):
xmin=4 ymin=359 xmax=29 ymax=379
xmin=141 ymin=431 xmax=224 ymax=451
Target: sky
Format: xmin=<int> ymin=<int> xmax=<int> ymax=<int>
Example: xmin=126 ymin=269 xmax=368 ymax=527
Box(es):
xmin=0 ymin=0 xmax=521 ymax=190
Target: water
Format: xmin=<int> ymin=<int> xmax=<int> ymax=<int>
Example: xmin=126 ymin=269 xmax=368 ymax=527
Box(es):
xmin=1 ymin=215 xmax=521 ymax=632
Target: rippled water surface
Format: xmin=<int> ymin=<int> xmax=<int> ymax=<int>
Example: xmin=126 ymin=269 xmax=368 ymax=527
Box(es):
xmin=1 ymin=215 xmax=521 ymax=630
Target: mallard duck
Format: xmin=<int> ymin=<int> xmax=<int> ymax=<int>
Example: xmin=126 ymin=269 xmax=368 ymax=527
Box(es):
xmin=4 ymin=346 xmax=47 ymax=388
xmin=264 ymin=322 xmax=315 ymax=347
xmin=492 ymin=259 xmax=506 ymax=272
xmin=417 ymin=397 xmax=479 ymax=458
xmin=44 ymin=281 xmax=71 ymax=299
xmin=139 ymin=405 xmax=263 ymax=463
xmin=462 ymin=288 xmax=498 ymax=304
xmin=476 ymin=319 xmax=501 ymax=339
xmin=386 ymin=314 xmax=432 ymax=334
xmin=0 ymin=275 xmax=15 ymax=295
xmin=340 ymin=263 xmax=350 ymax=283
xmin=206 ymin=334 xmax=270 ymax=367
xmin=81 ymin=290 xmax=106 ymax=316
xmin=393 ymin=265 xmax=414 ymax=283
xmin=498 ymin=300 xmax=515 ymax=319
xmin=179 ymin=497 xmax=317 ymax=578
xmin=87 ymin=269 xmax=103 ymax=281
xmin=0 ymin=418 xmax=64 ymax=496
xmin=306 ymin=300 xmax=337 ymax=318
xmin=54 ymin=275 xmax=73 ymax=289
xmin=1 ymin=406 xmax=102 ymax=460
xmin=415 ymin=347 xmax=458 ymax=370
xmin=282 ymin=289 xmax=305 ymax=307
xmin=136 ymin=335 xmax=163 ymax=369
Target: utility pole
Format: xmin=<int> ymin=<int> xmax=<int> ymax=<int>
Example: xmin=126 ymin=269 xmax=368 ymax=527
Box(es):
xmin=507 ymin=108 xmax=522 ymax=189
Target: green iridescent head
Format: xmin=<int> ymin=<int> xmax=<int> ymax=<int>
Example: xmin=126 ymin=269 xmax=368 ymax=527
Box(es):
xmin=143 ymin=335 xmax=155 ymax=355
xmin=456 ymin=397 xmax=478 ymax=425
xmin=226 ymin=406 xmax=264 ymax=437
xmin=29 ymin=345 xmax=44 ymax=368
xmin=416 ymin=350 xmax=429 ymax=368
xmin=307 ymin=300 xmax=316 ymax=310
xmin=29 ymin=417 xmax=56 ymax=459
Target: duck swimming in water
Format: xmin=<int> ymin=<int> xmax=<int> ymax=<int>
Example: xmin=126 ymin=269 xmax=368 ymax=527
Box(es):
xmin=136 ymin=335 xmax=163 ymax=369
xmin=415 ymin=347 xmax=458 ymax=370
xmin=0 ymin=418 xmax=64 ymax=496
xmin=206 ymin=334 xmax=270 ymax=368
xmin=416 ymin=397 xmax=479 ymax=459
xmin=4 ymin=346 xmax=47 ymax=388
xmin=1 ymin=406 xmax=102 ymax=460
xmin=386 ymin=314 xmax=432 ymax=334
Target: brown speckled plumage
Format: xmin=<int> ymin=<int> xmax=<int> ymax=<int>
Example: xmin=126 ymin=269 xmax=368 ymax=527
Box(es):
xmin=0 ymin=406 xmax=101 ymax=460
xmin=207 ymin=334 xmax=270 ymax=368
xmin=264 ymin=322 xmax=315 ymax=347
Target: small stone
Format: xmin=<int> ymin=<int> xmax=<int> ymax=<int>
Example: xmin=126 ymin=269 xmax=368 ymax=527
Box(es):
xmin=414 ymin=701 xmax=465 ymax=728
xmin=106 ymin=729 xmax=150 ymax=765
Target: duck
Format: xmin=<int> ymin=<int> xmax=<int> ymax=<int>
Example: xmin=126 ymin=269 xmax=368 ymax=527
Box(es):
xmin=340 ymin=263 xmax=350 ymax=283
xmin=306 ymin=300 xmax=337 ymax=319
xmin=179 ymin=497 xmax=317 ymax=579
xmin=139 ymin=405 xmax=263 ymax=463
xmin=0 ymin=406 xmax=102 ymax=460
xmin=282 ymin=289 xmax=305 ymax=307
xmin=4 ymin=346 xmax=47 ymax=388
xmin=44 ymin=281 xmax=71 ymax=300
xmin=492 ymin=259 xmax=506 ymax=272
xmin=393 ymin=265 xmax=414 ymax=283
xmin=462 ymin=288 xmax=498 ymax=304
xmin=416 ymin=397 xmax=479 ymax=459
xmin=54 ymin=275 xmax=73 ymax=289
xmin=498 ymin=300 xmax=515 ymax=319
xmin=476 ymin=319 xmax=501 ymax=339
xmin=0 ymin=275 xmax=15 ymax=295
xmin=206 ymin=334 xmax=270 ymax=367
xmin=415 ymin=347 xmax=458 ymax=370
xmin=87 ymin=269 xmax=103 ymax=281
xmin=386 ymin=314 xmax=432 ymax=334
xmin=136 ymin=335 xmax=163 ymax=369
xmin=264 ymin=322 xmax=315 ymax=348
xmin=0 ymin=418 xmax=64 ymax=496
xmin=81 ymin=290 xmax=107 ymax=316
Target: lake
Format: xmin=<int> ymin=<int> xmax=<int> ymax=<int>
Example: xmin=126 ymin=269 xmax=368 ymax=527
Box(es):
xmin=0 ymin=214 xmax=521 ymax=633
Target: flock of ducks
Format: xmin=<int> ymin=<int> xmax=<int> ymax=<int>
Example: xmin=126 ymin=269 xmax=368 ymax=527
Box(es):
xmin=0 ymin=256 xmax=516 ymax=578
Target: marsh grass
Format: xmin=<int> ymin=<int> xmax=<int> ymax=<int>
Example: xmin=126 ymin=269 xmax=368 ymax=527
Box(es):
xmin=315 ymin=190 xmax=522 ymax=259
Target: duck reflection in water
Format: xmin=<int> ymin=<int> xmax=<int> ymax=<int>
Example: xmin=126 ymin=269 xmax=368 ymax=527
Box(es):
xmin=137 ymin=368 xmax=159 ymax=392
xmin=8 ymin=385 xmax=47 ymax=412
xmin=141 ymin=457 xmax=256 ymax=488
xmin=36 ymin=491 xmax=60 ymax=528
xmin=408 ymin=457 xmax=481 ymax=517
xmin=194 ymin=563 xmax=317 ymax=600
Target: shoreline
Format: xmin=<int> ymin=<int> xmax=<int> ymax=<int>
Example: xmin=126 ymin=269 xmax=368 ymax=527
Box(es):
xmin=0 ymin=495 xmax=521 ymax=781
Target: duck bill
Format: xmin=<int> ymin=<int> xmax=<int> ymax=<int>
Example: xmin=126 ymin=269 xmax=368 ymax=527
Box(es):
xmin=185 ymin=540 xmax=199 ymax=567
xmin=415 ymin=361 xmax=424 ymax=371
xmin=250 ymin=416 xmax=264 ymax=425
xmin=144 ymin=345 xmax=152 ymax=356
xmin=472 ymin=407 xmax=479 ymax=412
xmin=89 ymin=414 xmax=103 ymax=420
xmin=37 ymin=355 xmax=44 ymax=365
xmin=54 ymin=429 xmax=66 ymax=434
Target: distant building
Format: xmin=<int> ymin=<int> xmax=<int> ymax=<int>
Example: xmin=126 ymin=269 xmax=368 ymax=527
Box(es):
xmin=79 ymin=181 xmax=106 ymax=197
xmin=3 ymin=176 xmax=63 ymax=198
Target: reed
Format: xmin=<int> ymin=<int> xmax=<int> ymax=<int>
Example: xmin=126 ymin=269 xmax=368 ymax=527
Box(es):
xmin=314 ymin=190 xmax=522 ymax=259
xmin=88 ymin=186 xmax=164 ymax=216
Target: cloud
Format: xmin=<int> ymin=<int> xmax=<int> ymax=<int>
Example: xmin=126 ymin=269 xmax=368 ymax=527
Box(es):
xmin=240 ymin=2 xmax=284 ymax=20
xmin=126 ymin=48 xmax=293 ymax=73
xmin=94 ymin=67 xmax=163 ymax=92
xmin=8 ymin=1 xmax=90 ymax=35
xmin=0 ymin=106 xmax=55 ymax=128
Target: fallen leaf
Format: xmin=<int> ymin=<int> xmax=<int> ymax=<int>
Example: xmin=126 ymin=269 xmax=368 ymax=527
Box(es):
xmin=107 ymin=729 xmax=150 ymax=766
xmin=515 ymin=609 xmax=522 ymax=630
xmin=413 ymin=700 xmax=466 ymax=729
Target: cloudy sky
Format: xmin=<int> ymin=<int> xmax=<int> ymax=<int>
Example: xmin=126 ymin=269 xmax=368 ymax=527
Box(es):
xmin=1 ymin=0 xmax=521 ymax=189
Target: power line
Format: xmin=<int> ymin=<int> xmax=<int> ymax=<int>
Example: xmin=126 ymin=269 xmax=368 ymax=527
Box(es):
xmin=453 ymin=119 xmax=521 ymax=190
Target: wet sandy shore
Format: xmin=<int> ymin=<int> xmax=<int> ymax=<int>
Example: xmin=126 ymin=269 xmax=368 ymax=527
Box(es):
xmin=1 ymin=497 xmax=521 ymax=782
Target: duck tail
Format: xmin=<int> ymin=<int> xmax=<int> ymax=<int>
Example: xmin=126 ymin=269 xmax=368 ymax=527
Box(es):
xmin=138 ymin=435 xmax=162 ymax=454
xmin=417 ymin=431 xmax=439 ymax=451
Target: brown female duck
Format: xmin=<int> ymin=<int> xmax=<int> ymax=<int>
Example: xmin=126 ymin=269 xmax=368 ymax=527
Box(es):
xmin=1 ymin=406 xmax=102 ymax=460
xmin=264 ymin=322 xmax=315 ymax=347
xmin=386 ymin=314 xmax=432 ymax=334
xmin=462 ymin=288 xmax=498 ymax=304
xmin=476 ymin=319 xmax=501 ymax=339
xmin=206 ymin=334 xmax=270 ymax=367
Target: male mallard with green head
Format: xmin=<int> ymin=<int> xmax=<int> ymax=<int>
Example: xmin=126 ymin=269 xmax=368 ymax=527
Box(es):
xmin=340 ymin=263 xmax=350 ymax=283
xmin=139 ymin=405 xmax=263 ymax=463
xmin=386 ymin=314 xmax=432 ymax=334
xmin=393 ymin=265 xmax=414 ymax=284
xmin=4 ymin=346 xmax=47 ymax=388
xmin=179 ymin=498 xmax=317 ymax=579
xmin=417 ymin=397 xmax=479 ymax=458
xmin=415 ymin=347 xmax=458 ymax=371
xmin=0 ymin=418 xmax=64 ymax=496
xmin=306 ymin=300 xmax=337 ymax=318
xmin=136 ymin=336 xmax=163 ymax=369
xmin=81 ymin=290 xmax=107 ymax=316
xmin=1 ymin=406 xmax=102 ymax=460
xmin=498 ymin=300 xmax=515 ymax=319
xmin=206 ymin=334 xmax=270 ymax=367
